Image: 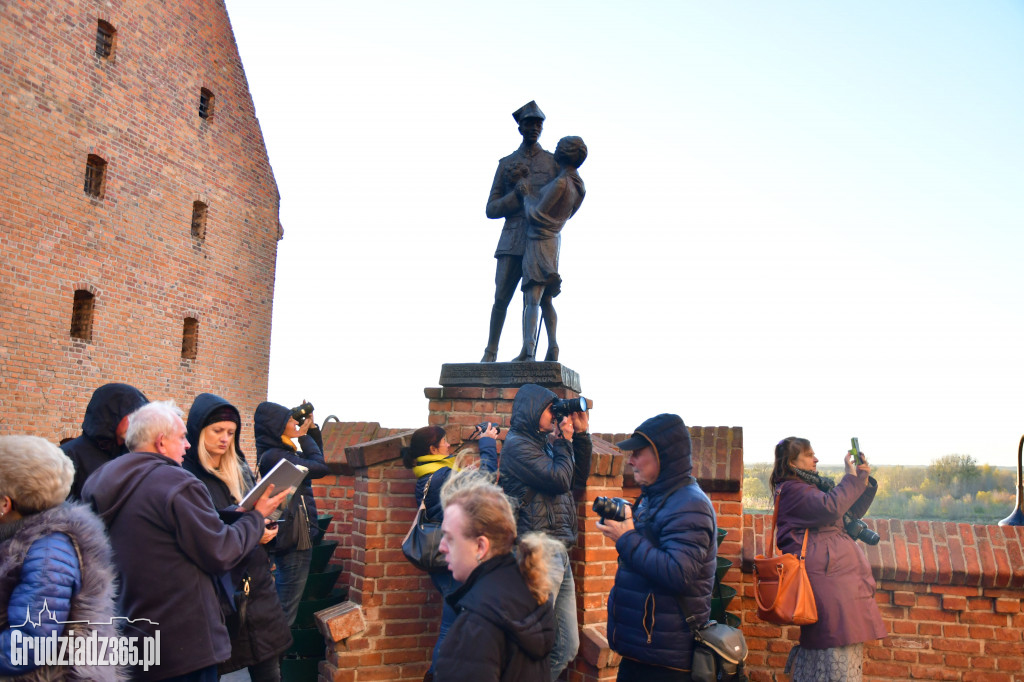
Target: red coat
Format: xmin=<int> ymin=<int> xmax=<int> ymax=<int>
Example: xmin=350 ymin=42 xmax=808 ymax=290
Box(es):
xmin=775 ymin=473 xmax=887 ymax=649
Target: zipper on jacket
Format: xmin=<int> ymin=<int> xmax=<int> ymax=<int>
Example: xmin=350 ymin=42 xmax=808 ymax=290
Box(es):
xmin=643 ymin=593 xmax=655 ymax=644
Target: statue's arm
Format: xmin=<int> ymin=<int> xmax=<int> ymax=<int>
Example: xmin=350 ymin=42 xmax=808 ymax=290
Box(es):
xmin=485 ymin=162 xmax=520 ymax=219
xmin=525 ymin=175 xmax=567 ymax=223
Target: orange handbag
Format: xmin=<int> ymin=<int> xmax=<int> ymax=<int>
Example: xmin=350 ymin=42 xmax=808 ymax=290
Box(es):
xmin=753 ymin=494 xmax=818 ymax=625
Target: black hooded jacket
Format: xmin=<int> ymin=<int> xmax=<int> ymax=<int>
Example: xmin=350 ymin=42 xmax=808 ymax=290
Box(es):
xmin=82 ymin=448 xmax=265 ymax=680
xmin=606 ymin=414 xmax=717 ymax=672
xmin=434 ymin=553 xmax=555 ymax=681
xmin=254 ymin=401 xmax=330 ymax=553
xmin=62 ymin=383 xmax=148 ymax=500
xmin=182 ymin=393 xmax=292 ymax=672
xmin=498 ymin=384 xmax=592 ymax=546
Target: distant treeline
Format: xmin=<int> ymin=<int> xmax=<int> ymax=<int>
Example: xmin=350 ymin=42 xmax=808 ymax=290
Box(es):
xmin=743 ymin=454 xmax=1018 ymax=524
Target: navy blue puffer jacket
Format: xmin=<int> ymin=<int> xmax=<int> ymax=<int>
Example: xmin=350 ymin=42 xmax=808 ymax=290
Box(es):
xmin=606 ymin=414 xmax=717 ymax=672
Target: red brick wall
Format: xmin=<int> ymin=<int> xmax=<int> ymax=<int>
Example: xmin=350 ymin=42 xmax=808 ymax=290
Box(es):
xmin=318 ymin=407 xmax=1024 ymax=682
xmin=742 ymin=515 xmax=1024 ymax=681
xmin=0 ymin=0 xmax=279 ymax=453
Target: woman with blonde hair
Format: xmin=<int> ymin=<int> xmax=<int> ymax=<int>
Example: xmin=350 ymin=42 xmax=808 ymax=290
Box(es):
xmin=184 ymin=393 xmax=292 ymax=681
xmin=433 ymin=471 xmax=557 ymax=681
xmin=0 ymin=435 xmax=121 ymax=680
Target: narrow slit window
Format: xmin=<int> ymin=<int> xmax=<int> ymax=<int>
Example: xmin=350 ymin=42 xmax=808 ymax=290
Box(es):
xmin=181 ymin=317 xmax=199 ymax=360
xmin=70 ymin=290 xmax=94 ymax=341
xmin=84 ymin=155 xmax=106 ymax=198
xmin=198 ymin=88 xmax=214 ymax=119
xmin=96 ymin=20 xmax=116 ymax=58
xmin=191 ymin=201 xmax=208 ymax=239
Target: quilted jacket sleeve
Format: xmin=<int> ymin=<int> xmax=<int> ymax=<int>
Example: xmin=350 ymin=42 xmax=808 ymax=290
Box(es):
xmin=615 ymin=496 xmax=716 ymax=595
xmin=0 ymin=532 xmax=81 ymax=675
xmin=503 ymin=436 xmax=574 ymax=496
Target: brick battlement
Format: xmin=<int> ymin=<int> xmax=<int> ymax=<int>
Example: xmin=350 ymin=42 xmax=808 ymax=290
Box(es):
xmin=312 ymin=380 xmax=1024 ymax=682
xmin=745 ymin=514 xmax=1024 ymax=589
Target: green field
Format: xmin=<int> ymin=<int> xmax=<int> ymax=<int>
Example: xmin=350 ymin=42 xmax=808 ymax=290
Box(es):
xmin=742 ymin=455 xmax=1019 ymax=525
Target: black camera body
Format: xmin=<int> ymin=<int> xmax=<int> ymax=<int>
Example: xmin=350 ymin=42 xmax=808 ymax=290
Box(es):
xmin=593 ymin=496 xmax=630 ymax=523
xmin=475 ymin=422 xmax=501 ymax=436
xmin=550 ymin=396 xmax=588 ymax=420
xmin=290 ymin=401 xmax=315 ymax=425
xmin=844 ymin=516 xmax=880 ymax=545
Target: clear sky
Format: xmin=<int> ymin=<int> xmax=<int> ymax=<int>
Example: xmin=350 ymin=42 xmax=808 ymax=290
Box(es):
xmin=224 ymin=0 xmax=1024 ymax=468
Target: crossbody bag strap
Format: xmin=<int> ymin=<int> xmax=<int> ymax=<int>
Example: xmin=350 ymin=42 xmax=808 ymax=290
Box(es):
xmin=769 ymin=489 xmax=809 ymax=559
xmin=768 ymin=491 xmax=780 ymax=557
xmin=419 ymin=471 xmax=438 ymax=521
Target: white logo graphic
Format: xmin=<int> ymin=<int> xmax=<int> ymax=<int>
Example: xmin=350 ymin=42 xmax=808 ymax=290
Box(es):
xmin=8 ymin=601 xmax=161 ymax=671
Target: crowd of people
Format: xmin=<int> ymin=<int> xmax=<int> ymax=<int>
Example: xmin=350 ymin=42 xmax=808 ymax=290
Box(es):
xmin=0 ymin=381 xmax=886 ymax=682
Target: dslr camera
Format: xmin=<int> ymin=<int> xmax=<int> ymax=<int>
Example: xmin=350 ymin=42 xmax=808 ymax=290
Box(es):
xmin=550 ymin=396 xmax=589 ymax=420
xmin=843 ymin=515 xmax=880 ymax=545
xmin=474 ymin=422 xmax=501 ymax=436
xmin=593 ymin=496 xmax=630 ymax=523
xmin=290 ymin=401 xmax=315 ymax=425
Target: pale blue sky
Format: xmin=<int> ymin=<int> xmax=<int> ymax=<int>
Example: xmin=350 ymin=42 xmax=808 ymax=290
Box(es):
xmin=225 ymin=0 xmax=1024 ymax=467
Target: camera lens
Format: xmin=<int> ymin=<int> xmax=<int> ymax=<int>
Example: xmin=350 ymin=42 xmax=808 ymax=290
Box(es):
xmin=857 ymin=526 xmax=880 ymax=546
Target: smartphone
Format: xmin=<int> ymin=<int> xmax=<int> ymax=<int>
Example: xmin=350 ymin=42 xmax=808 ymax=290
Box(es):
xmin=850 ymin=437 xmax=863 ymax=466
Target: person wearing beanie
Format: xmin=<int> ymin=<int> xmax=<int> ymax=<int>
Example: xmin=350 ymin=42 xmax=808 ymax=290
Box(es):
xmin=183 ymin=393 xmax=292 ymax=681
xmin=254 ymin=400 xmax=330 ymax=627
xmin=598 ymin=414 xmax=717 ymax=681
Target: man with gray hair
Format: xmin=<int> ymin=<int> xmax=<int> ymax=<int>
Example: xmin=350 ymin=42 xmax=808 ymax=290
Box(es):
xmin=83 ymin=401 xmax=289 ymax=682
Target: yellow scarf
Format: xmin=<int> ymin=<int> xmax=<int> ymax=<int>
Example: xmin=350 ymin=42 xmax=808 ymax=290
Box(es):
xmin=281 ymin=434 xmax=296 ymax=450
xmin=413 ymin=453 xmax=457 ymax=478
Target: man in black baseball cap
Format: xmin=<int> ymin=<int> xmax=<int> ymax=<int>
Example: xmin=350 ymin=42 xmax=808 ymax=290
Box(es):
xmin=599 ymin=414 xmax=718 ymax=680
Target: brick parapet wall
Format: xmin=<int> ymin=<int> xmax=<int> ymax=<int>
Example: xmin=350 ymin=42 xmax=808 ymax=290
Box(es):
xmin=317 ymin=421 xmax=408 ymax=579
xmin=741 ymin=512 xmax=1024 ymax=681
xmin=314 ymin=406 xmax=1023 ymax=681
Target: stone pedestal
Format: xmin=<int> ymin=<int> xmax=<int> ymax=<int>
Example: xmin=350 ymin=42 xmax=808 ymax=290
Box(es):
xmin=428 ymin=361 xmax=584 ymax=443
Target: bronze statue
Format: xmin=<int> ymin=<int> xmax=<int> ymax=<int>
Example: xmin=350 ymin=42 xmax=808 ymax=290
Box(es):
xmin=480 ymin=101 xmax=558 ymax=362
xmin=512 ymin=136 xmax=587 ymax=362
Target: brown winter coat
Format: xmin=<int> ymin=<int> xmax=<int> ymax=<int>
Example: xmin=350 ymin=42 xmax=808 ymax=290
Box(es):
xmin=775 ymin=473 xmax=887 ymax=649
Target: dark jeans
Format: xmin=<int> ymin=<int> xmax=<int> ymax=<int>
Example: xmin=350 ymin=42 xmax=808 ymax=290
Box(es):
xmin=273 ymin=548 xmax=311 ymax=627
xmin=161 ymin=664 xmax=218 ymax=682
xmin=428 ymin=570 xmax=461 ymax=674
xmin=245 ymin=656 xmax=281 ymax=682
xmin=617 ymin=658 xmax=692 ymax=682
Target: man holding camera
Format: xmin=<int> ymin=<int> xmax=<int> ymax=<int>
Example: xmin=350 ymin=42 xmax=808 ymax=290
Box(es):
xmin=597 ymin=414 xmax=717 ymax=681
xmin=498 ymin=383 xmax=592 ymax=680
xmin=254 ymin=400 xmax=330 ymax=626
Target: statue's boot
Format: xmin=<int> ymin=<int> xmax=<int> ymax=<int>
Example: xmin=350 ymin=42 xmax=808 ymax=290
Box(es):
xmin=481 ymin=305 xmax=507 ymax=362
xmin=513 ymin=304 xmax=540 ymax=362
xmin=544 ymin=346 xmax=559 ymax=362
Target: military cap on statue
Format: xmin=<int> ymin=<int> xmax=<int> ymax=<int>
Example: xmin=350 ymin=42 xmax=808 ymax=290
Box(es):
xmin=512 ymin=100 xmax=546 ymax=124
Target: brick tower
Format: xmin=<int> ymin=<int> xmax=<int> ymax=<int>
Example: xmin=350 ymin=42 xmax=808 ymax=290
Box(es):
xmin=0 ymin=0 xmax=281 ymax=450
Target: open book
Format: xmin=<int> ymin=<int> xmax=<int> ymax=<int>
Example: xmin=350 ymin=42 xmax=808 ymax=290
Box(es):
xmin=239 ymin=458 xmax=308 ymax=511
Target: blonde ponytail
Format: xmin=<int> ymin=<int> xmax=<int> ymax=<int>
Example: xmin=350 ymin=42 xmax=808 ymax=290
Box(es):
xmin=517 ymin=532 xmax=562 ymax=605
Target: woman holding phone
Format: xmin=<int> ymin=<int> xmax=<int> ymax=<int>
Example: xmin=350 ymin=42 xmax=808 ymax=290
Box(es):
xmin=769 ymin=438 xmax=886 ymax=682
